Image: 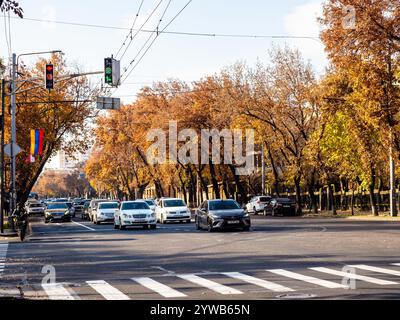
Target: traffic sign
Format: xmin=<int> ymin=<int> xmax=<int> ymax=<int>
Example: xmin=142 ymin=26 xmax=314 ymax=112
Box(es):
xmin=96 ymin=97 xmax=121 ymax=110
xmin=4 ymin=143 xmax=22 ymax=157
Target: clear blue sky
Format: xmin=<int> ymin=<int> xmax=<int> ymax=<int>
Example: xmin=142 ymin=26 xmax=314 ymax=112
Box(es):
xmin=1 ymin=0 xmax=327 ymax=103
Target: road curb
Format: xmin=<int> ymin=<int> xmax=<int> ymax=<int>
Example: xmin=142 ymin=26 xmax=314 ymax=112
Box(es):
xmin=0 ymin=232 xmax=18 ymax=238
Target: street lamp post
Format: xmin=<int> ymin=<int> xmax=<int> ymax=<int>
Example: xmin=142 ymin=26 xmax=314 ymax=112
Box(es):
xmin=9 ymin=50 xmax=62 ymax=217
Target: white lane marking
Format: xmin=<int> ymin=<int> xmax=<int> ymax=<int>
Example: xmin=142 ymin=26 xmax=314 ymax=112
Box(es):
xmin=177 ymin=274 xmax=242 ymax=295
xmin=86 ymin=280 xmax=130 ymax=300
xmin=267 ymin=269 xmax=347 ymax=289
xmin=350 ymin=265 xmax=400 ymax=277
xmin=132 ymin=277 xmax=186 ymax=298
xmin=222 ymin=272 xmax=294 ymax=292
xmin=0 ymin=243 xmax=8 ymax=276
xmin=71 ymin=221 xmax=96 ymax=231
xmin=310 ymin=267 xmax=398 ymax=285
xmin=42 ymin=283 xmax=76 ymax=300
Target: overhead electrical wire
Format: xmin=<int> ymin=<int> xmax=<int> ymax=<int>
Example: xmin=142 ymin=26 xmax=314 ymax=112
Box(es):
xmin=116 ymin=0 xmax=194 ymax=92
xmin=3 ymin=12 xmax=11 ymax=59
xmin=115 ymin=0 xmax=145 ymax=59
xmin=119 ymin=0 xmax=172 ymax=82
xmin=118 ymin=0 xmax=165 ymax=62
xmin=3 ymin=15 xmax=320 ymax=41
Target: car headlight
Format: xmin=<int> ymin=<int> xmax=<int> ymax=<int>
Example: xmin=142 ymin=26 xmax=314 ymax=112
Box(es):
xmin=210 ymin=214 xmax=222 ymax=219
xmin=243 ymin=213 xmax=250 ymax=218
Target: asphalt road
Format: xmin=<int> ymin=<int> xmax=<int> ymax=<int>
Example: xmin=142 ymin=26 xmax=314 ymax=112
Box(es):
xmin=1 ymin=214 xmax=400 ymax=300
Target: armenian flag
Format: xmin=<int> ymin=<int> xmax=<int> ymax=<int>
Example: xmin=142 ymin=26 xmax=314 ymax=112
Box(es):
xmin=30 ymin=129 xmax=44 ymax=156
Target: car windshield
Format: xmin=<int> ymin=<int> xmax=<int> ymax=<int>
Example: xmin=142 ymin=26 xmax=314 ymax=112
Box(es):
xmin=99 ymin=203 xmax=119 ymax=209
xmin=47 ymin=203 xmax=68 ymax=210
xmin=164 ymin=200 xmax=186 ymax=207
xmin=122 ymin=202 xmax=150 ymax=210
xmin=276 ymin=198 xmax=293 ymax=203
xmin=209 ymin=200 xmax=241 ymax=210
xmin=29 ymin=203 xmax=42 ymax=208
xmin=145 ymin=200 xmax=155 ymax=206
xmin=84 ymin=202 xmax=90 ymax=208
xmin=259 ymin=197 xmax=271 ymax=202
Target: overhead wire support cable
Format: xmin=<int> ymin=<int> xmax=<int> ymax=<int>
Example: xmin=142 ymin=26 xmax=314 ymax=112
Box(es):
xmin=118 ymin=0 xmax=165 ymax=62
xmin=119 ymin=0 xmax=172 ymax=81
xmin=117 ymin=0 xmax=194 ymax=91
xmin=115 ymin=0 xmax=145 ymax=59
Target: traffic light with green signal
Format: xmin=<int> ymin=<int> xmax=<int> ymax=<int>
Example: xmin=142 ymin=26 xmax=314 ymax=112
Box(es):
xmin=104 ymin=57 xmax=120 ymax=87
xmin=104 ymin=58 xmax=113 ymax=85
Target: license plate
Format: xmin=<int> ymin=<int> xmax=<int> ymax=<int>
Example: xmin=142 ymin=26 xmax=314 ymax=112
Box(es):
xmin=283 ymin=205 xmax=290 ymax=208
xmin=135 ymin=219 xmax=146 ymax=222
xmin=227 ymin=220 xmax=239 ymax=224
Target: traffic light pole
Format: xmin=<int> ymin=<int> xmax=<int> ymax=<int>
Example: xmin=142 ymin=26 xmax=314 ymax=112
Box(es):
xmin=0 ymin=79 xmax=4 ymax=234
xmin=10 ymin=53 xmax=16 ymax=215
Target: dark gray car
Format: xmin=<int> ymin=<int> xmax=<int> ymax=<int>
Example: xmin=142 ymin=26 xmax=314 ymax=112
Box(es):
xmin=195 ymin=199 xmax=251 ymax=232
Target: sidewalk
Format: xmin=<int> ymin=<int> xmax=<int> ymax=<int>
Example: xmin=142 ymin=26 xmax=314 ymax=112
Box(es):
xmin=302 ymin=210 xmax=400 ymax=221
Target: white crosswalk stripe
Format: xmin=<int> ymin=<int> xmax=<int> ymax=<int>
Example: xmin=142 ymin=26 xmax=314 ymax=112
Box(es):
xmin=267 ymin=269 xmax=348 ymax=289
xmin=310 ymin=267 xmax=398 ymax=285
xmin=177 ymin=274 xmax=243 ymax=295
xmin=0 ymin=243 xmax=8 ymax=276
xmin=42 ymin=283 xmax=76 ymax=300
xmin=222 ymin=272 xmax=294 ymax=292
xmin=86 ymin=280 xmax=130 ymax=300
xmin=350 ymin=265 xmax=400 ymax=277
xmin=132 ymin=277 xmax=187 ymax=298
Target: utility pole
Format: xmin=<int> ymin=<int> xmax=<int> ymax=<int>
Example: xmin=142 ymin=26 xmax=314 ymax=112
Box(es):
xmin=10 ymin=53 xmax=16 ymax=214
xmin=261 ymin=144 xmax=265 ymax=195
xmin=0 ymin=79 xmax=4 ymax=234
xmin=389 ymin=127 xmax=397 ymax=217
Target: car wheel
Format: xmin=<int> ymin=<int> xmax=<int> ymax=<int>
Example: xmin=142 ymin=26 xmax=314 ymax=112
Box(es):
xmin=96 ymin=221 xmax=101 ymax=225
xmin=45 ymin=219 xmax=49 ymax=224
xmin=150 ymin=225 xmax=156 ymax=230
xmin=186 ymin=219 xmax=191 ymax=223
xmin=243 ymin=226 xmax=250 ymax=232
xmin=207 ymin=220 xmax=214 ymax=232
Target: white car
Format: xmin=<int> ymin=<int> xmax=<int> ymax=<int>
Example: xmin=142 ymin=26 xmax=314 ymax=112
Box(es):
xmin=141 ymin=199 xmax=156 ymax=212
xmin=26 ymin=201 xmax=45 ymax=215
xmin=155 ymin=198 xmax=191 ymax=224
xmin=114 ymin=201 xmax=156 ymax=230
xmin=245 ymin=196 xmax=272 ymax=215
xmin=93 ymin=201 xmax=119 ymax=224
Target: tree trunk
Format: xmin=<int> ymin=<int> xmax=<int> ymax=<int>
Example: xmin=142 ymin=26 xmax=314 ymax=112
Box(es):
xmin=228 ymin=164 xmax=248 ymax=205
xmin=209 ymin=161 xmax=221 ymax=199
xmin=329 ymin=184 xmax=337 ymax=215
xmin=266 ymin=146 xmax=280 ymax=197
xmin=294 ymin=176 xmax=302 ymax=215
xmin=369 ymin=169 xmax=378 ymax=216
xmin=307 ymin=183 xmax=317 ymax=214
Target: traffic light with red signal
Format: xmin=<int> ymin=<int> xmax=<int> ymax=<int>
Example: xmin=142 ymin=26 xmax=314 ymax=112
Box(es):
xmin=45 ymin=64 xmax=54 ymax=90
